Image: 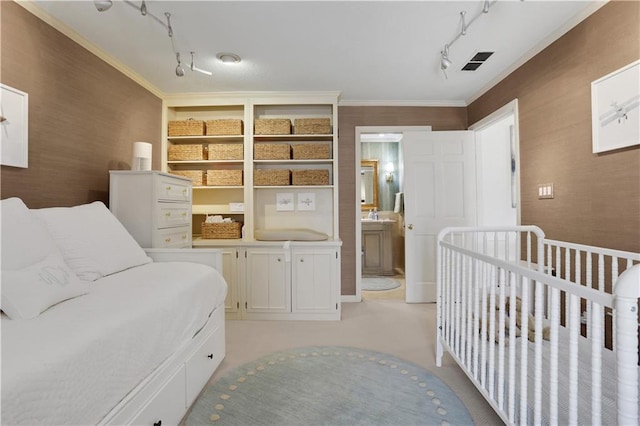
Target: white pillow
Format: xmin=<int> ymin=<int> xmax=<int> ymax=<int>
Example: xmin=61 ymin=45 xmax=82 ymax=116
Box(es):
xmin=1 ymin=254 xmax=88 ymax=320
xmin=1 ymin=197 xmax=61 ymax=270
xmin=255 ymin=228 xmax=329 ymax=241
xmin=33 ymin=201 xmax=152 ymax=281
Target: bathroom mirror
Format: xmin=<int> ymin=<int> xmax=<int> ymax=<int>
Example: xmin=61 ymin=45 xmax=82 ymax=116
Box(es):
xmin=361 ymin=159 xmax=379 ymax=211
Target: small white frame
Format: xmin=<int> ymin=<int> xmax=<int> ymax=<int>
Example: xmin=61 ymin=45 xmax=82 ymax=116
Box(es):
xmin=591 ymin=60 xmax=640 ymax=154
xmin=1 ymin=84 xmax=29 ymax=168
xmin=297 ymin=193 xmax=316 ymax=211
xmin=276 ymin=193 xmax=294 ymax=211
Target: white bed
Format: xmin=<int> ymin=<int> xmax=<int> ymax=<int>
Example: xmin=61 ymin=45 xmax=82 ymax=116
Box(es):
xmin=1 ymin=262 xmax=226 ymax=425
xmin=436 ymin=226 xmax=640 ymax=425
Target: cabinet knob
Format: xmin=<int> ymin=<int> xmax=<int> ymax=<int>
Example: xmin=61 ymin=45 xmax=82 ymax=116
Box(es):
xmin=300 ymin=258 xmax=304 ymax=263
xmin=407 ymin=224 xmax=414 ymax=230
xmin=182 ymin=234 xmax=187 ymax=240
xmin=277 ymin=258 xmax=281 ymax=262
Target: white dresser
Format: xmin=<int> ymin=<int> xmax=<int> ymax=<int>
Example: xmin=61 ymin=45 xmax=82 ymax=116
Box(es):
xmin=109 ymin=171 xmax=192 ymax=248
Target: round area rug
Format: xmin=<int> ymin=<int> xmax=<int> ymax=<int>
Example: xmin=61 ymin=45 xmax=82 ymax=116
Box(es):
xmin=362 ymin=277 xmax=401 ymax=291
xmin=186 ymin=346 xmax=473 ymax=426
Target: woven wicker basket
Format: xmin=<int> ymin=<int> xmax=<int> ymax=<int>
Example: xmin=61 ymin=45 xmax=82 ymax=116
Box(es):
xmin=206 ymin=170 xmax=243 ymax=186
xmin=254 ymin=143 xmax=291 ymax=160
xmin=168 ymin=119 xmax=205 ymax=136
xmin=291 ymin=143 xmax=331 ymax=160
xmin=293 ymin=118 xmax=331 ymax=135
xmin=208 ymin=144 xmax=243 ymax=160
xmin=168 ymin=144 xmax=206 ymax=161
xmin=292 ymin=169 xmax=330 ymax=185
xmin=169 ymin=170 xmax=205 ymax=186
xmin=254 ymin=118 xmax=291 ymax=135
xmin=254 ymin=169 xmax=290 ymax=186
xmin=205 ymin=119 xmax=244 ymax=136
xmin=201 ymin=222 xmax=242 ymax=239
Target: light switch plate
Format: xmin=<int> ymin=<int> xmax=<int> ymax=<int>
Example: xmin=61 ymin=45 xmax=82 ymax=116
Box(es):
xmin=538 ymin=183 xmax=554 ymax=199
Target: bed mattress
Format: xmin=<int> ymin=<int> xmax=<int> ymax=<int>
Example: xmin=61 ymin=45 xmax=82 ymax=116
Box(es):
xmin=1 ymin=261 xmax=227 ymax=425
xmin=480 ymin=327 xmax=640 ymax=425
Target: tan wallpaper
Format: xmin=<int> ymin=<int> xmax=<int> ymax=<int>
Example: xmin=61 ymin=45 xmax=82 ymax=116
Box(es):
xmin=337 ymin=106 xmax=467 ymax=295
xmin=0 ymin=2 xmax=162 ymax=208
xmin=468 ymin=1 xmax=640 ymax=253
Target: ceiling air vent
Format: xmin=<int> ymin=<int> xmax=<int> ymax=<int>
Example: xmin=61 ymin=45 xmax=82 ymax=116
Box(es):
xmin=461 ymin=51 xmax=494 ymax=71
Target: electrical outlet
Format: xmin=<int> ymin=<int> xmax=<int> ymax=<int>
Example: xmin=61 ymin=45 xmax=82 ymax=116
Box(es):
xmin=538 ymin=183 xmax=554 ymax=199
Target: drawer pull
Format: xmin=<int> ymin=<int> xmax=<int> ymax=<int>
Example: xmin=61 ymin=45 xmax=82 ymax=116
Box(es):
xmin=207 ymin=353 xmax=214 ymax=359
xmin=166 ymin=186 xmax=171 ymax=191
xmin=165 ymin=238 xmax=171 ymax=243
xmin=182 ymin=234 xmax=187 ymax=240
xmin=181 ymin=212 xmax=187 ymax=217
xmin=153 ymin=421 xmax=162 ymax=426
xmin=182 ymin=189 xmax=188 ymax=194
xmin=300 ymin=258 xmax=304 ymax=263
xmin=165 ymin=212 xmax=171 ymax=217
xmin=277 ymin=258 xmax=281 ymax=262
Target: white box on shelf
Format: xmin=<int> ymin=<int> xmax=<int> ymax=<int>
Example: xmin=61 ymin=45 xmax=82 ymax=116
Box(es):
xmin=229 ymin=203 xmax=245 ymax=212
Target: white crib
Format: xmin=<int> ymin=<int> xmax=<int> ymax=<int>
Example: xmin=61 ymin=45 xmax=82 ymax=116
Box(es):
xmin=436 ymin=226 xmax=640 ymax=425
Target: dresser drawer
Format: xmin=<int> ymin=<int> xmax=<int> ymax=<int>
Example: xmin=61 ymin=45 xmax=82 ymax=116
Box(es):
xmin=185 ymin=321 xmax=225 ymax=406
xmin=154 ymin=226 xmax=191 ymax=248
xmin=157 ymin=203 xmax=190 ymax=228
xmin=129 ymin=364 xmax=186 ymax=426
xmin=156 ymin=177 xmax=191 ymax=202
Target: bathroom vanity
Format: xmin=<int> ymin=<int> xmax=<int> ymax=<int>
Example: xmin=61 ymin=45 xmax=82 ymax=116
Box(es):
xmin=361 ymin=219 xmax=395 ymax=276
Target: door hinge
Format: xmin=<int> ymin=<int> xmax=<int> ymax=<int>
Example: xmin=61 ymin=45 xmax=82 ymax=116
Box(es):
xmin=244 ymin=251 xmax=247 ymax=258
xmin=236 ymin=250 xmax=238 ymax=259
xmin=237 ymin=302 xmax=240 ymax=309
xmin=245 ymin=301 xmax=248 ymax=309
xmin=336 ymin=252 xmax=338 ymax=259
xmin=336 ymin=303 xmax=338 ymax=310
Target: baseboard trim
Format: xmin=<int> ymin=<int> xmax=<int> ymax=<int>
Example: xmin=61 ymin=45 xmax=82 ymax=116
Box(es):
xmin=341 ymin=295 xmax=361 ymax=303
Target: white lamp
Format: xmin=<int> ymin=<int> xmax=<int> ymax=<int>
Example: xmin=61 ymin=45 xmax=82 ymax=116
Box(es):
xmin=131 ymin=142 xmax=152 ymax=171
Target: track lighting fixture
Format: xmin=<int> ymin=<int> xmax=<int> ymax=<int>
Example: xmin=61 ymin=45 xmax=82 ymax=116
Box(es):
xmin=175 ymin=53 xmax=185 ymax=77
xmin=460 ymin=11 xmax=467 ymax=36
xmin=93 ymin=3 xmax=217 ymax=79
xmin=438 ymin=0 xmax=501 ymax=78
xmin=93 ymin=0 xmax=112 ymax=12
xmin=190 ymin=52 xmax=213 ymax=76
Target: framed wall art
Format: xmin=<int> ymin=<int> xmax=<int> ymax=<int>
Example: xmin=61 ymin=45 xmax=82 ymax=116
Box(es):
xmin=1 ymin=83 xmax=29 ymax=168
xmin=591 ymin=60 xmax=640 ymax=153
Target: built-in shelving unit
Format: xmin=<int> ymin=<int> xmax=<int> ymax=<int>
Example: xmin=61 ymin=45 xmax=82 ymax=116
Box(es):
xmin=161 ymin=92 xmax=341 ymax=320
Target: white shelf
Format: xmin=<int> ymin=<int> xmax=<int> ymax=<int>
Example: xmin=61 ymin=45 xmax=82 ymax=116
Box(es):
xmin=168 ymin=135 xmax=244 ymax=142
xmin=254 ymin=134 xmax=332 ymax=141
xmin=253 ymin=159 xmax=333 ymax=165
xmin=253 ymin=185 xmax=333 ymax=189
xmin=193 ymin=185 xmax=244 ymax=190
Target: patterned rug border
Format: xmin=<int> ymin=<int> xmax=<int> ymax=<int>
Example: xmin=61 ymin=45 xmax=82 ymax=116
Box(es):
xmin=186 ymin=345 xmax=473 ymax=426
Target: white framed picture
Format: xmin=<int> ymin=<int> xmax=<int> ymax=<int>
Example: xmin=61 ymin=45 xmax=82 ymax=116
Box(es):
xmin=591 ymin=60 xmax=640 ymax=153
xmin=297 ymin=193 xmax=316 ymax=211
xmin=276 ymin=193 xmax=294 ymax=211
xmin=1 ymin=84 xmax=29 ymax=168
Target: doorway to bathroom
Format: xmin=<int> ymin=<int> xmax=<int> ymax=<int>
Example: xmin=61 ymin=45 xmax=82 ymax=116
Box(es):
xmin=356 ymin=126 xmax=431 ymax=302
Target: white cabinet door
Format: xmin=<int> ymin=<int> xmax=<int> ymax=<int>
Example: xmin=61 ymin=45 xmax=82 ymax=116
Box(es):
xmin=292 ymin=248 xmax=338 ymax=314
xmin=221 ymin=248 xmax=241 ymax=316
xmin=246 ymin=249 xmax=290 ymax=313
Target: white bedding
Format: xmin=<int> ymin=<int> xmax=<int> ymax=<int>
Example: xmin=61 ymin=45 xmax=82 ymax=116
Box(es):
xmin=484 ymin=327 xmax=640 ymax=425
xmin=1 ymin=261 xmax=227 ymax=426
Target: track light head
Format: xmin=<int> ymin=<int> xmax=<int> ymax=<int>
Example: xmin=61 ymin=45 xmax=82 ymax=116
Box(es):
xmin=460 ymin=11 xmax=467 ymax=36
xmin=440 ymin=45 xmax=452 ymax=70
xmin=175 ymin=53 xmax=185 ymax=77
xmin=483 ymin=0 xmax=490 ymax=13
xmin=94 ymin=0 xmax=113 ymax=12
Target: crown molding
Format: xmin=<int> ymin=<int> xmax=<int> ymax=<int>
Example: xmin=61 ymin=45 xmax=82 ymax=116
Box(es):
xmin=17 ymin=0 xmax=165 ymax=99
xmin=338 ymin=99 xmax=467 ymax=108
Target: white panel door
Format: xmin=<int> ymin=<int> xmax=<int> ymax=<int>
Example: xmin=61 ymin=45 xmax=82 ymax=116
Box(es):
xmin=245 ymin=249 xmax=290 ymax=313
xmin=403 ymin=131 xmax=476 ymax=303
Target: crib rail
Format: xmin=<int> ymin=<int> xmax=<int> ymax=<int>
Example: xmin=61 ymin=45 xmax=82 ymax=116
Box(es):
xmin=436 ymin=226 xmax=640 ymax=426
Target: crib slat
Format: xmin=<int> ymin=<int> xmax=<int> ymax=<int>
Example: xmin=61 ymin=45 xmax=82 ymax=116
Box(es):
xmin=549 ymin=287 xmax=560 ymax=425
xmin=480 ymin=262 xmax=489 ymax=388
xmin=520 ymin=275 xmax=530 ymax=425
xmin=507 ymin=276 xmax=517 ymax=423
xmin=488 ymin=265 xmax=497 ymax=399
xmin=569 ymin=294 xmax=580 ymax=425
xmin=473 ymin=258 xmax=481 ymax=380
xmin=534 ymin=279 xmax=544 ymax=425
xmin=591 ymin=302 xmax=603 ymax=425
xmin=497 ymin=270 xmax=506 ymax=410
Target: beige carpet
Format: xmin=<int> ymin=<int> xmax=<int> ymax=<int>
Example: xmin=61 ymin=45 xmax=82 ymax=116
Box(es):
xmin=181 ymin=299 xmax=504 ymax=425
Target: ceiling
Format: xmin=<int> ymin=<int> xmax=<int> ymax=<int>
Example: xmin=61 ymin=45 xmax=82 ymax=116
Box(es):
xmin=30 ymin=0 xmax=606 ymax=105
